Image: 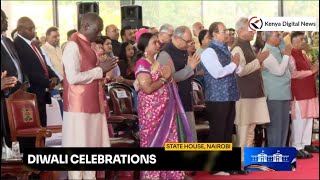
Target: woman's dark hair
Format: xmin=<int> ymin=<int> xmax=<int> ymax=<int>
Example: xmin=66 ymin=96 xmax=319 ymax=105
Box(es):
xmin=253 ymin=31 xmax=265 ymax=53
xmin=135 ymin=32 xmax=155 ymax=61
xmin=100 ymin=36 xmax=111 ymax=43
xmin=95 ymin=38 xmax=104 ymax=45
xmin=137 ymin=32 xmax=154 ymax=53
xmin=198 ymin=29 xmax=208 ymax=46
xmin=119 ymin=42 xmax=132 ymax=62
xmin=141 ymin=26 xmax=150 ymax=29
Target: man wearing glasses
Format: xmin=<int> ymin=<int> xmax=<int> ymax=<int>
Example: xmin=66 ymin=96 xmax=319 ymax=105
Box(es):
xmin=201 ymin=21 xmax=242 ymax=175
xmin=157 ymin=26 xmax=200 ymax=143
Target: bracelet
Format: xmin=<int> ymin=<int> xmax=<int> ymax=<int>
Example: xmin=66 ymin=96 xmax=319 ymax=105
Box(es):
xmin=159 ymin=78 xmax=168 ymax=84
xmin=159 ymin=79 xmax=165 ymax=85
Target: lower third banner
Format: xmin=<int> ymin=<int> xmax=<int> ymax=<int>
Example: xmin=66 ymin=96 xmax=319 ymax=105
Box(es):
xmin=23 ymin=147 xmax=241 ymax=171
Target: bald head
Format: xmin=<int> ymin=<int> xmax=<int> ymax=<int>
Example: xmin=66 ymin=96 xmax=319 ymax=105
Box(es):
xmin=17 ymin=16 xmax=35 ymax=40
xmin=80 ymin=13 xmax=102 ymax=28
xmin=79 ymin=12 xmax=103 ymax=42
xmin=105 ymin=24 xmax=119 ymax=40
xmin=192 ymin=22 xmax=204 ymax=37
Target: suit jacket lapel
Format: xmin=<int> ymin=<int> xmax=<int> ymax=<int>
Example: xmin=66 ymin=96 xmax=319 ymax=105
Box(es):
xmin=5 ymin=37 xmax=22 ymax=65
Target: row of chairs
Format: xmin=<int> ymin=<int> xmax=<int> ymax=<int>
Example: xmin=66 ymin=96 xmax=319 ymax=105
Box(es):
xmin=3 ymin=83 xmax=140 ymax=179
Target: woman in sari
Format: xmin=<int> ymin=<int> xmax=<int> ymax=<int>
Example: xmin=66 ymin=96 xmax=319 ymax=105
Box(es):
xmin=134 ymin=32 xmax=193 ymax=180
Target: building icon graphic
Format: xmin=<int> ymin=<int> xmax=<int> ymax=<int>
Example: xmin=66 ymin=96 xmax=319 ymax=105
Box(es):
xmin=251 ymin=150 xmax=289 ymax=162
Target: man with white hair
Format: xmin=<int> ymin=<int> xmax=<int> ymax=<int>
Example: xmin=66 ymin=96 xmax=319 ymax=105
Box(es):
xmin=158 ymin=23 xmax=174 ymax=49
xmin=231 ymin=17 xmax=270 ymax=167
xmin=157 ymin=26 xmax=200 ymax=143
xmin=192 ymin=22 xmax=204 ymax=49
xmin=261 ymin=31 xmax=292 ymax=148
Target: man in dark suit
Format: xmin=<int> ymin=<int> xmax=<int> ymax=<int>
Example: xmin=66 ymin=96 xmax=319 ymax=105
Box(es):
xmin=13 ymin=16 xmax=59 ymax=130
xmin=1 ymin=9 xmax=29 ymax=155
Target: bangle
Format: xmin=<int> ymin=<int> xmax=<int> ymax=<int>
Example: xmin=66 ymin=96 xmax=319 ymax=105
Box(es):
xmin=160 ymin=78 xmax=168 ymax=84
xmin=159 ymin=79 xmax=165 ymax=85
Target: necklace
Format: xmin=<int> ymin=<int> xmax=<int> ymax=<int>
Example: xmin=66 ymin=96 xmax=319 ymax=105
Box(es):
xmin=145 ymin=57 xmax=155 ymax=65
xmin=145 ymin=57 xmax=159 ymax=73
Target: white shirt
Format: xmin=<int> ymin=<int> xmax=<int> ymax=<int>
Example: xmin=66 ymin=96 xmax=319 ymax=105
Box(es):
xmin=201 ymin=48 xmax=241 ymax=79
xmin=263 ymin=54 xmax=290 ymax=76
xmin=62 ymin=41 xmax=103 ymax=85
xmin=17 ymin=34 xmax=33 ymax=47
xmin=41 ymin=47 xmax=63 ymax=80
xmin=231 ymin=47 xmax=260 ymax=77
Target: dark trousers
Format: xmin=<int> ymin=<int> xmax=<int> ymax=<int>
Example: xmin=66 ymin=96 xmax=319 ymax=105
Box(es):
xmin=205 ymin=101 xmax=236 ymax=143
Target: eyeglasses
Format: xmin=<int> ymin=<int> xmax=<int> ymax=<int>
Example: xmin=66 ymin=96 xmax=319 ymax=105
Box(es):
xmin=177 ymin=36 xmax=195 ymax=45
xmin=215 ymin=29 xmax=229 ymax=34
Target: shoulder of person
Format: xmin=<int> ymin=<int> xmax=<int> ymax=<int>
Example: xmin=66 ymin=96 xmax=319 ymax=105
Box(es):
xmin=231 ymin=46 xmax=244 ymax=55
xmin=64 ymin=41 xmax=78 ymax=49
xmin=158 ymin=50 xmax=170 ymax=56
xmin=4 ymin=36 xmax=14 ymax=43
xmin=201 ymin=47 xmax=215 ymax=56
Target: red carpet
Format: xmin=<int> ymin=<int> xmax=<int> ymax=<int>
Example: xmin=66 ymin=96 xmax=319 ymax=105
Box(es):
xmin=194 ymin=142 xmax=319 ymax=179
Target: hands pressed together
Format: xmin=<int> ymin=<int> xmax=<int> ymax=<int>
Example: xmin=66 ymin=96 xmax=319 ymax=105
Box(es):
xmin=187 ymin=53 xmax=201 ymax=70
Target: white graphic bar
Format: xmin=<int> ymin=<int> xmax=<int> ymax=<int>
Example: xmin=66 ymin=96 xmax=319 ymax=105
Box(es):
xmin=248 ymin=16 xmax=318 ymax=31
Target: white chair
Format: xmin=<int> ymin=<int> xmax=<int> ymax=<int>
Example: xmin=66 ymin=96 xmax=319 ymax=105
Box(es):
xmin=45 ymin=97 xmax=68 ymax=179
xmin=45 ymin=97 xmax=63 ymax=147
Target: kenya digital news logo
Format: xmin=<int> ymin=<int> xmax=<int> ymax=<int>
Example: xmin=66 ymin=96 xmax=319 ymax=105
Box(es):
xmin=249 ymin=16 xmax=263 ymax=31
